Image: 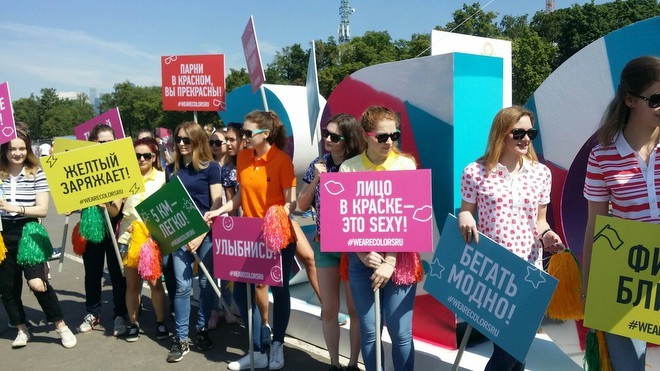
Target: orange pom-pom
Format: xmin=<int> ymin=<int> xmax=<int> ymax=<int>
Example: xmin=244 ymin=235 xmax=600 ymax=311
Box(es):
xmin=71 ymin=222 xmax=87 ymax=256
xmin=547 ymin=249 xmax=584 ymax=320
xmin=263 ymin=205 xmax=293 ymax=251
xmin=339 ymin=253 xmax=349 ymax=282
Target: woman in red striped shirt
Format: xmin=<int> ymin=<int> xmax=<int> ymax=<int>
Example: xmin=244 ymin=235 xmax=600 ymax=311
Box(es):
xmin=582 ymin=55 xmax=659 ymax=370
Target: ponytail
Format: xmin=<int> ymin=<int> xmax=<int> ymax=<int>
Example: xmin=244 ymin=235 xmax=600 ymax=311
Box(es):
xmin=244 ymin=110 xmax=288 ymax=150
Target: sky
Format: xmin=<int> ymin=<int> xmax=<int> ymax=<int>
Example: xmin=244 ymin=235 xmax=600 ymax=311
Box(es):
xmin=1 ymin=0 xmax=612 ymax=100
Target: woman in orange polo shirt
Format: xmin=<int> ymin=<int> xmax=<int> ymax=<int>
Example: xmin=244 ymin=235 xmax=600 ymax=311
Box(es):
xmin=206 ymin=110 xmax=296 ymax=371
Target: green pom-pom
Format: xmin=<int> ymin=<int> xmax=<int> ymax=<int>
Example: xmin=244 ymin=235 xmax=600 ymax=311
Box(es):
xmin=583 ymin=329 xmax=600 ymax=371
xmin=80 ymin=206 xmax=106 ymax=243
xmin=17 ymin=222 xmax=53 ymax=266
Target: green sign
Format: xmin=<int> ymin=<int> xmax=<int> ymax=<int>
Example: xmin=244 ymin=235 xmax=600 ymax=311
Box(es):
xmin=135 ymin=176 xmax=209 ymax=255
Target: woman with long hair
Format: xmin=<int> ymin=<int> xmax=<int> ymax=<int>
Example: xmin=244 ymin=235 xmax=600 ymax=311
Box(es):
xmin=78 ymin=124 xmax=127 ymax=337
xmin=458 ymin=106 xmax=563 ymax=370
xmin=118 ymin=137 xmax=168 ymax=343
xmin=164 ymin=122 xmax=223 ymax=363
xmin=0 ymin=125 xmax=77 ymax=349
xmin=297 ymin=113 xmax=365 ymax=371
xmin=339 ymin=106 xmax=422 ymax=371
xmin=205 ymin=110 xmax=297 ymax=370
xmin=582 ymin=55 xmax=659 ymax=370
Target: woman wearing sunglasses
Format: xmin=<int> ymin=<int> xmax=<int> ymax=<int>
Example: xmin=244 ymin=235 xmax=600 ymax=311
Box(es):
xmin=338 ymin=106 xmax=420 ymax=371
xmin=205 ymin=110 xmax=297 ymax=370
xmin=582 ymin=55 xmax=659 ymax=370
xmin=117 ymin=137 xmax=168 ymax=343
xmin=164 ymin=122 xmax=222 ymax=363
xmin=458 ymin=106 xmax=564 ymax=370
xmin=297 ymin=113 xmax=365 ymax=371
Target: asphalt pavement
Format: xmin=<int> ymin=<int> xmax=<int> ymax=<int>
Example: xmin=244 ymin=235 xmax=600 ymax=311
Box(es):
xmin=0 ymin=197 xmax=335 ymax=370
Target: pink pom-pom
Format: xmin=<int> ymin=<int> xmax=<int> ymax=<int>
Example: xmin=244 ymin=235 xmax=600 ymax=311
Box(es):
xmin=71 ymin=222 xmax=87 ymax=256
xmin=263 ymin=205 xmax=293 ymax=252
xmin=391 ymin=252 xmax=423 ymax=285
xmin=138 ymin=238 xmax=162 ymax=281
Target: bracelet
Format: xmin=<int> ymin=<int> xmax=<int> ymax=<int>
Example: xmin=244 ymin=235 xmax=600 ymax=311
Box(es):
xmin=539 ymin=228 xmax=552 ymax=240
xmin=19 ymin=206 xmax=25 ymax=216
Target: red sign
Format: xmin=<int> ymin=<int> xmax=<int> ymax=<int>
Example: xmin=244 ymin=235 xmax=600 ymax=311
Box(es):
xmin=242 ymin=16 xmax=266 ymax=93
xmin=161 ymin=54 xmax=225 ymax=111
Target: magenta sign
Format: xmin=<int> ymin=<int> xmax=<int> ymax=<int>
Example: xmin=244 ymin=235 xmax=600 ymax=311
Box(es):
xmin=212 ymin=216 xmax=283 ymax=287
xmin=74 ymin=107 xmax=125 ymax=141
xmin=0 ymin=82 xmax=17 ymax=145
xmin=320 ymin=169 xmax=434 ymax=252
xmin=241 ymin=16 xmax=266 ymax=93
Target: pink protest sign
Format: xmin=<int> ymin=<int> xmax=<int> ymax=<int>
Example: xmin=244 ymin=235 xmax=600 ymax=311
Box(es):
xmin=74 ymin=107 xmax=125 ymax=141
xmin=0 ymin=82 xmax=17 ymax=145
xmin=242 ymin=16 xmax=266 ymax=93
xmin=320 ymin=169 xmax=433 ymax=252
xmin=212 ymin=216 xmax=283 ymax=287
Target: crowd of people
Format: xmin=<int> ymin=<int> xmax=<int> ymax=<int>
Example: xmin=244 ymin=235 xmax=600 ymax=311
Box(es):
xmin=0 ymin=55 xmax=656 ymax=371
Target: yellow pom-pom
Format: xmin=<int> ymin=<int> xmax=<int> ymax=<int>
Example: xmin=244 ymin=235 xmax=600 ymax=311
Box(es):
xmin=0 ymin=233 xmax=6 ymax=264
xmin=547 ymin=249 xmax=584 ymax=320
xmin=125 ymin=221 xmax=149 ymax=268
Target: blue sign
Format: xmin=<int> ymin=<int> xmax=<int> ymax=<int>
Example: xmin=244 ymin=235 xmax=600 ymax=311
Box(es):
xmin=424 ymin=214 xmax=557 ymax=362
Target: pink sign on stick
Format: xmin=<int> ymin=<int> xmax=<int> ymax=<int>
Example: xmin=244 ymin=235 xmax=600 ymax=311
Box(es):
xmin=74 ymin=107 xmax=125 ymax=141
xmin=212 ymin=216 xmax=283 ymax=287
xmin=242 ymin=16 xmax=266 ymax=93
xmin=0 ymin=82 xmax=17 ymax=145
xmin=320 ymin=169 xmax=434 ymax=252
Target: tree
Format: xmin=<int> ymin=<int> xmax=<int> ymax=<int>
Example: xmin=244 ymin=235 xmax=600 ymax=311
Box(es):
xmin=225 ymin=68 xmax=250 ymax=93
xmin=511 ymin=28 xmax=555 ymax=105
xmin=439 ymin=2 xmax=501 ymax=38
xmin=266 ymin=44 xmax=309 ymax=85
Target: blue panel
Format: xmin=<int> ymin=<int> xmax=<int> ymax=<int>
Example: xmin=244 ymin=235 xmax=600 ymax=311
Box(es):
xmin=524 ymin=95 xmax=544 ymax=159
xmin=453 ymin=53 xmax=504 ymax=212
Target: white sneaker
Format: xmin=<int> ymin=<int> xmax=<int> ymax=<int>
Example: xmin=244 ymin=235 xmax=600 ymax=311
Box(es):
xmin=113 ymin=316 xmax=127 ymax=336
xmin=78 ymin=313 xmax=100 ymax=333
xmin=269 ymin=341 xmax=284 ymax=370
xmin=57 ymin=326 xmax=77 ymax=348
xmin=227 ymin=351 xmax=268 ymax=370
xmin=12 ymin=329 xmax=30 ymax=348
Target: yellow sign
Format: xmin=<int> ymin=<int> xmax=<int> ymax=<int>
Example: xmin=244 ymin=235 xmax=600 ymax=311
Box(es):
xmin=584 ymin=215 xmax=660 ymax=343
xmin=42 ymin=138 xmax=145 ymax=214
xmin=52 ymin=137 xmax=95 ymax=154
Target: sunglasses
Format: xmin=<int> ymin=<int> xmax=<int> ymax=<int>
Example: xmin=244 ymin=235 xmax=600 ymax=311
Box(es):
xmin=97 ymin=140 xmax=111 ymax=144
xmin=366 ymin=130 xmax=401 ymax=143
xmin=136 ymin=153 xmax=154 ymax=161
xmin=511 ymin=128 xmax=539 ymax=140
xmin=209 ymin=139 xmax=226 ymax=147
xmin=243 ymin=129 xmax=267 ymax=138
xmin=175 ymin=136 xmax=191 ymax=145
xmin=632 ymin=93 xmax=660 ymax=108
xmin=321 ymin=128 xmax=344 ymax=143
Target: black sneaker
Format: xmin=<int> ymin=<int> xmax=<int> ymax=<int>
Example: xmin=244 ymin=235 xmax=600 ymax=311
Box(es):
xmin=195 ymin=328 xmax=212 ymax=351
xmin=126 ymin=323 xmax=139 ymax=343
xmin=156 ymin=322 xmax=169 ymax=340
xmin=328 ymin=365 xmax=343 ymax=371
xmin=345 ymin=365 xmax=360 ymax=371
xmin=166 ymin=338 xmax=189 ymax=363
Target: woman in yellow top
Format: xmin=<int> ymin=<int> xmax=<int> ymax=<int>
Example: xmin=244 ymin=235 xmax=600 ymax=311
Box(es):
xmin=117 ymin=137 xmax=167 ymax=342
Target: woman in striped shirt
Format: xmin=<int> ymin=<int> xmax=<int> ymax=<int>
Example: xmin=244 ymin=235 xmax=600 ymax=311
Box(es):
xmin=582 ymin=55 xmax=659 ymax=370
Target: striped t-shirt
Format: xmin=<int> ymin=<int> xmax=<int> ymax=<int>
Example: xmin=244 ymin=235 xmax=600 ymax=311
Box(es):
xmin=1 ymin=167 xmax=49 ymax=221
xmin=583 ymin=133 xmax=660 ymax=223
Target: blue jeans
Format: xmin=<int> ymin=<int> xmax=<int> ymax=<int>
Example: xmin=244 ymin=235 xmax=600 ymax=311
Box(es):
xmin=348 ymin=253 xmax=416 ymax=371
xmin=233 ymin=242 xmax=296 ymax=352
xmin=605 ymin=332 xmax=646 ymax=371
xmin=171 ymin=234 xmax=214 ymax=341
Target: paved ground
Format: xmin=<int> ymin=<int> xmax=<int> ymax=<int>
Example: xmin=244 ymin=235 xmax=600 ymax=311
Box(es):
xmin=0 ymin=199 xmax=337 ymax=370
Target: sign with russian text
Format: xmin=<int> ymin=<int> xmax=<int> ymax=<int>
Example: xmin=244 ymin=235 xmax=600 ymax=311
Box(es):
xmin=212 ymin=216 xmax=283 ymax=287
xmin=584 ymin=216 xmax=660 ymax=343
xmin=74 ymin=107 xmax=125 ymax=141
xmin=52 ymin=137 xmax=95 ymax=154
xmin=0 ymin=82 xmax=17 ymax=145
xmin=161 ymin=54 xmax=225 ymax=111
xmin=306 ymin=41 xmax=321 ymax=141
xmin=424 ymin=214 xmax=558 ymax=362
xmin=319 ymin=169 xmax=433 ymax=252
xmin=42 ymin=138 xmax=144 ymax=214
xmin=242 ymin=16 xmax=266 ymax=93
xmin=135 ymin=176 xmax=209 ymax=255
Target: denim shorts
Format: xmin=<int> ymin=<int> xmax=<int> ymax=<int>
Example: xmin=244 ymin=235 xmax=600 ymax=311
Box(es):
xmin=311 ymin=238 xmax=342 ymax=268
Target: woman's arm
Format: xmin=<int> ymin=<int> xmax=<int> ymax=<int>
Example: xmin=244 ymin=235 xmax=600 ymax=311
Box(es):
xmin=204 ymin=190 xmax=241 ymax=221
xmin=25 ymin=191 xmax=50 ymax=218
xmin=104 ymin=198 xmax=124 ymax=218
xmin=582 ymin=201 xmax=609 ymax=299
xmin=297 ymin=182 xmax=315 ymax=212
xmin=457 ymin=200 xmax=479 ymax=244
xmin=224 ymin=187 xmax=238 ymax=216
xmin=283 ymin=186 xmax=296 ymax=216
xmin=536 ymin=204 xmax=563 ymax=253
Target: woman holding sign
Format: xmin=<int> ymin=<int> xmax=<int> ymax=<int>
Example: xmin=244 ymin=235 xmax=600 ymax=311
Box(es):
xmin=458 ymin=106 xmax=564 ymax=370
xmin=298 ymin=113 xmax=365 ymax=371
xmin=339 ymin=106 xmax=421 ymax=371
xmin=205 ymin=110 xmax=297 ymax=371
xmin=118 ymin=137 xmax=168 ymax=343
xmin=164 ymin=122 xmax=222 ymax=363
xmin=0 ymin=125 xmax=77 ymax=349
xmin=581 ymin=56 xmax=659 ymax=370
